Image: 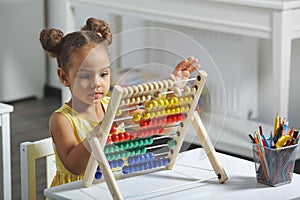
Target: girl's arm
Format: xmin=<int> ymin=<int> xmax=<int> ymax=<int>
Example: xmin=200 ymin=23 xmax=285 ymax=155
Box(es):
xmin=49 ymin=112 xmax=91 ymax=175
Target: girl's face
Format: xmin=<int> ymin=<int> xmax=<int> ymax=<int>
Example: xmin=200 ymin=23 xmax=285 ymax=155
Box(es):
xmin=67 ymin=45 xmax=111 ymax=105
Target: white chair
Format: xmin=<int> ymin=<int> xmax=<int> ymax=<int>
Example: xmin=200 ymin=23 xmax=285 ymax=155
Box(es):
xmin=20 ymin=137 xmax=56 ymax=200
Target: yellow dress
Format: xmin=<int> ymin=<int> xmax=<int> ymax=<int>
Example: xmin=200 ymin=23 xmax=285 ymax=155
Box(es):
xmin=50 ymin=96 xmax=117 ymax=187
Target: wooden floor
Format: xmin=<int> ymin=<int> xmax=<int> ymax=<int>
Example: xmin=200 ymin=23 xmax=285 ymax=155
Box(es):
xmin=1 ymin=96 xmax=300 ymax=199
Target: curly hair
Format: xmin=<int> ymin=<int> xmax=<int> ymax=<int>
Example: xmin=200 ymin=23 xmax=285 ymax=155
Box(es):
xmin=39 ymin=18 xmax=112 ymax=71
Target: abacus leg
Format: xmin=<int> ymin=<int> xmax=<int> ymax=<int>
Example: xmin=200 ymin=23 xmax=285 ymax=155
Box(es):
xmin=191 ymin=111 xmax=228 ymax=183
xmin=86 ymin=134 xmax=123 ymax=200
xmin=82 ymin=158 xmax=98 ymax=187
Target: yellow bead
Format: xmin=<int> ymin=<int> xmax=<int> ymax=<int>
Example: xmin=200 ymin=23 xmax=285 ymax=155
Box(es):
xmin=172 ymin=97 xmax=179 ymax=105
xmin=176 ymin=107 xmax=181 ymax=113
xmin=157 ymin=99 xmax=164 ymax=107
xmin=166 ymin=108 xmax=171 ymax=115
xmin=163 ymin=99 xmax=169 ymax=107
xmin=150 ymin=112 xmax=156 ymax=118
xmin=151 ymin=100 xmax=158 ymax=108
xmin=171 ymin=108 xmax=176 ymax=114
xmin=133 ymin=112 xmax=141 ymax=122
xmin=160 ymin=109 xmax=166 ymax=116
xmin=116 ymin=109 xmax=122 ymax=116
xmin=144 ymin=102 xmax=153 ymax=110
xmin=156 ymin=110 xmax=161 ymax=117
xmin=142 ymin=111 xmax=151 ymax=120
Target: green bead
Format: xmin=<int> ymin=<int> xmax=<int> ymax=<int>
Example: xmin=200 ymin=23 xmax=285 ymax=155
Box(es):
xmin=111 ymin=154 xmax=116 ymax=160
xmin=104 ymin=147 xmax=109 ymax=154
xmin=118 ymin=143 xmax=124 ymax=150
xmin=134 ymin=141 xmax=139 ymax=148
xmin=168 ymin=140 xmax=177 ymax=149
xmin=141 ymin=147 xmax=147 ymax=154
xmin=123 ymin=142 xmax=129 ymax=149
xmin=139 ymin=140 xmax=144 ymax=146
xmin=148 ymin=137 xmax=154 ymax=145
xmin=109 ymin=146 xmax=115 ymax=153
xmin=128 ymin=141 xmax=134 ymax=149
xmin=106 ymin=154 xmax=111 ymax=161
xmin=135 ymin=148 xmax=141 ymax=155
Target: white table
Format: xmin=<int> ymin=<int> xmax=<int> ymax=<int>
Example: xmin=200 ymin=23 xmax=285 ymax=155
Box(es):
xmin=44 ymin=148 xmax=300 ymax=200
xmin=69 ymin=0 xmax=300 ymax=117
xmin=0 ymin=103 xmax=13 ymax=200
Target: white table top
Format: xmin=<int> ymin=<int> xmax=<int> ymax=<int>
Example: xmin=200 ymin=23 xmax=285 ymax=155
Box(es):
xmin=44 ymin=148 xmax=300 ymax=200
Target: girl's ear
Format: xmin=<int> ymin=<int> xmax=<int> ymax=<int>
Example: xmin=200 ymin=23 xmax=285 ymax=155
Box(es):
xmin=57 ymin=68 xmax=70 ymax=87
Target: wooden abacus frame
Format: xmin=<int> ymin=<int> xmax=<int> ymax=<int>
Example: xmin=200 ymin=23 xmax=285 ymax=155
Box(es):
xmin=83 ymin=70 xmax=228 ymax=200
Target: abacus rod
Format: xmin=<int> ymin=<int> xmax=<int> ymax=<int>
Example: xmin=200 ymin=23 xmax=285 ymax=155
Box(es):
xmin=146 ymin=144 xmax=168 ymax=150
xmin=123 ymin=123 xmax=180 ymax=130
xmin=152 ymin=134 xmax=176 ymax=141
xmin=172 ymin=77 xmax=196 ymax=83
xmin=120 ymin=105 xmax=144 ymax=112
xmin=154 ymin=152 xmax=169 ymax=157
xmin=114 ymin=116 xmax=133 ymax=122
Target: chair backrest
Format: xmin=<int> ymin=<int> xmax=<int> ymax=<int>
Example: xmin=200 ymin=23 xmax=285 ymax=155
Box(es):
xmin=20 ymin=137 xmax=55 ymax=200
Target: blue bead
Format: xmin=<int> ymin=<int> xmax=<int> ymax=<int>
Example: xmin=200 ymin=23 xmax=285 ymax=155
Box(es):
xmin=128 ymin=157 xmax=134 ymax=165
xmin=134 ymin=165 xmax=139 ymax=172
xmin=148 ymin=161 xmax=153 ymax=169
xmin=143 ymin=162 xmax=149 ymax=170
xmin=122 ymin=166 xmax=129 ymax=174
xmin=128 ymin=165 xmax=134 ymax=173
xmin=135 ymin=156 xmax=140 ymax=164
xmin=148 ymin=152 xmax=155 ymax=161
xmin=139 ymin=163 xmax=144 ymax=171
xmin=153 ymin=160 xmax=158 ymax=168
xmin=158 ymin=159 xmax=164 ymax=167
xmin=117 ymin=159 xmax=124 ymax=167
xmin=139 ymin=155 xmax=145 ymax=163
xmin=94 ymin=171 xmax=102 ymax=180
xmin=162 ymin=158 xmax=169 ymax=166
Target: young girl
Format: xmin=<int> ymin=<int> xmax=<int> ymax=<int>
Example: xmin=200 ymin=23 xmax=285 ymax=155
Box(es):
xmin=39 ymin=17 xmax=200 ymax=187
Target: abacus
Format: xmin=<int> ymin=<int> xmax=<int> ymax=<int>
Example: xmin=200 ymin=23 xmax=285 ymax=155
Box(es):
xmin=84 ymin=70 xmax=228 ymax=199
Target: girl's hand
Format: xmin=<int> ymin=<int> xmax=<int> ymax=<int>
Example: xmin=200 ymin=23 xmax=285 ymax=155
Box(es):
xmin=170 ymin=56 xmax=200 ymax=88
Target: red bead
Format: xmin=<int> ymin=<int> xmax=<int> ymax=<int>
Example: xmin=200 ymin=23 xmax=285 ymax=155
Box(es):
xmin=110 ymin=125 xmax=117 ymax=134
xmin=140 ymin=120 xmax=150 ymax=127
xmin=129 ymin=131 xmax=137 ymax=140
xmin=138 ymin=130 xmax=145 ymax=138
xmin=159 ymin=127 xmax=164 ymax=134
xmin=111 ymin=134 xmax=119 ymax=143
xmin=177 ymin=114 xmax=182 ymax=121
xmin=118 ymin=132 xmax=125 ymax=142
xmin=106 ymin=136 xmax=112 ymax=144
xmin=148 ymin=128 xmax=154 ymax=136
xmin=123 ymin=132 xmax=130 ymax=141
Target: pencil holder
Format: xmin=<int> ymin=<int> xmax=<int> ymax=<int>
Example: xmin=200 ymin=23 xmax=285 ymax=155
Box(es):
xmin=252 ymin=143 xmax=298 ymax=187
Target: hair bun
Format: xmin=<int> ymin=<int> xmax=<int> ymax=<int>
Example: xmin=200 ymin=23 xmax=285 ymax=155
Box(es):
xmin=83 ymin=17 xmax=112 ymax=45
xmin=39 ymin=28 xmax=64 ymax=57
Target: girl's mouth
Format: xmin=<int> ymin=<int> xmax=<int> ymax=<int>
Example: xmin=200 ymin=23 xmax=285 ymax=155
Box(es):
xmin=92 ymin=91 xmax=103 ymax=98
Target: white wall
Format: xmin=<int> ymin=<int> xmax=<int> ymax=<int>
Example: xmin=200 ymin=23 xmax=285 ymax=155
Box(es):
xmin=47 ymin=2 xmax=300 ymax=128
xmin=0 ymin=0 xmax=45 ymax=101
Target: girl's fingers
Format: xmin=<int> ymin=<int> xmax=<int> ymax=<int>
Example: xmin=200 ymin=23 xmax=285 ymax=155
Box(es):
xmin=175 ymin=59 xmax=188 ymax=71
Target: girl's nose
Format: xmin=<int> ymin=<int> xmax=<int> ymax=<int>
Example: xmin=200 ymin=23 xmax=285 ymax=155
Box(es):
xmin=94 ymin=76 xmax=102 ymax=88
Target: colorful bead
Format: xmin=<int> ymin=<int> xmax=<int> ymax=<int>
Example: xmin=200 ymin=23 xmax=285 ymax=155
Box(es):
xmin=133 ymin=112 xmax=141 ymax=122
xmin=116 ymin=109 xmax=122 ymax=116
xmin=142 ymin=111 xmax=151 ymax=120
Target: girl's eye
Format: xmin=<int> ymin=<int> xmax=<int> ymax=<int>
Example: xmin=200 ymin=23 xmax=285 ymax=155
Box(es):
xmin=101 ymin=72 xmax=109 ymax=77
xmin=78 ymin=74 xmax=90 ymax=79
